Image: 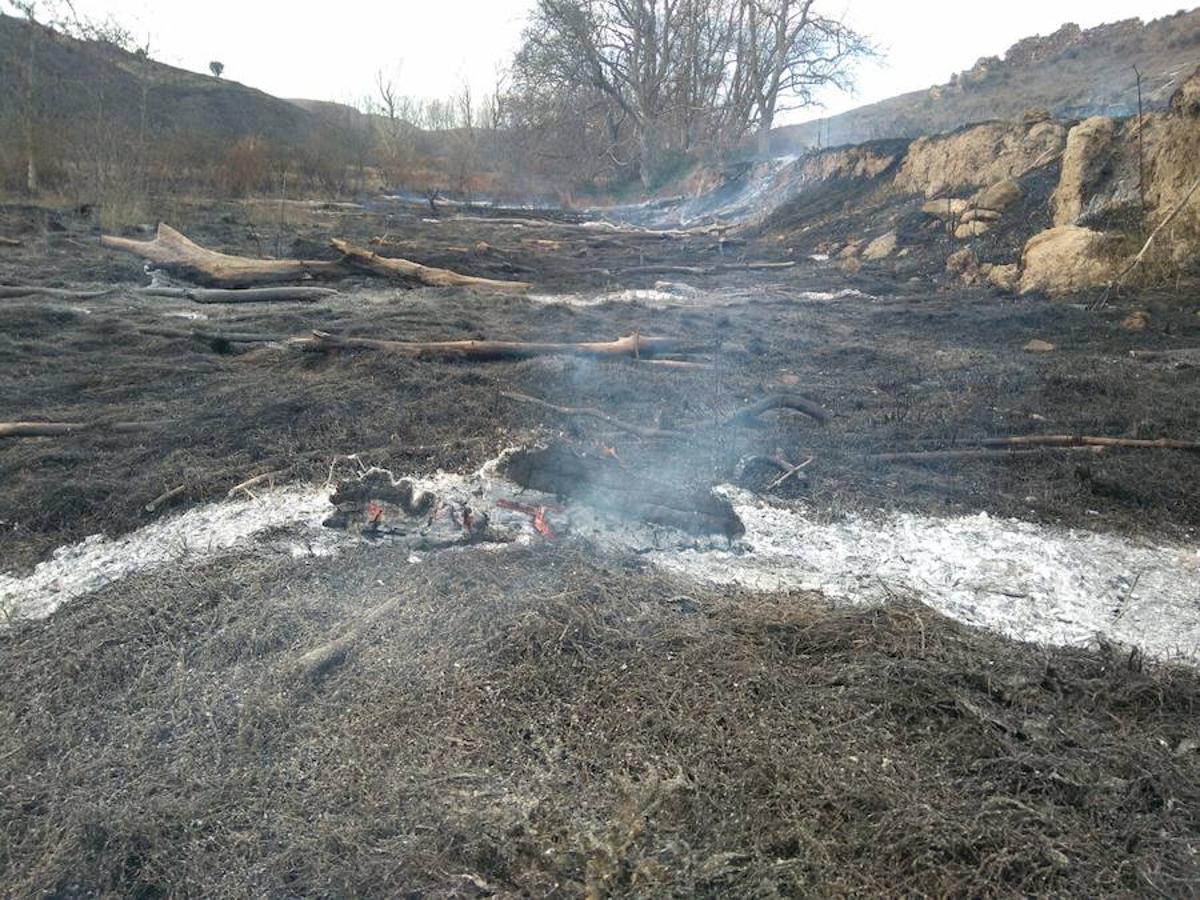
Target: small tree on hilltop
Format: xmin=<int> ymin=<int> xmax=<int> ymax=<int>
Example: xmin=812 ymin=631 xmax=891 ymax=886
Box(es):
xmin=209 ymin=60 xmax=224 ymax=79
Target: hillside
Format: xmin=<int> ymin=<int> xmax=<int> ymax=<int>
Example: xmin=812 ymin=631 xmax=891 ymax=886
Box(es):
xmin=0 ymin=13 xmax=316 ymax=145
xmin=774 ymin=9 xmax=1200 ymax=151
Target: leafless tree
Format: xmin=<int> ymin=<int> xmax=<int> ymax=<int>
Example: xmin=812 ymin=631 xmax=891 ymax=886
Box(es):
xmin=510 ymin=0 xmax=869 ymax=182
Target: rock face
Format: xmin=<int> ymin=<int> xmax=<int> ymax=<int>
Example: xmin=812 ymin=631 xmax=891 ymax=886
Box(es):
xmin=1052 ymin=116 xmax=1118 ymax=226
xmin=894 ymin=120 xmax=1066 ymax=198
xmin=862 ymin=231 xmax=898 ymax=260
xmin=1019 ymin=226 xmax=1120 ymax=295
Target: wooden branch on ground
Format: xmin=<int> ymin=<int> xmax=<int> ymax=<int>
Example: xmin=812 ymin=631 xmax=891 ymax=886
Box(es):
xmin=0 ymin=285 xmax=114 ymax=300
xmin=632 ymin=358 xmax=714 ymax=371
xmin=501 ymin=391 xmax=682 ymax=439
xmin=618 ymin=261 xmax=795 ymax=276
xmin=292 ymin=598 xmax=404 ymax=683
xmin=1130 ymin=348 xmax=1200 ymax=364
xmin=0 ymin=419 xmax=169 ymax=439
xmin=502 ymin=389 xmax=830 ymax=438
xmin=138 ymin=326 xmax=303 ymax=345
xmin=136 ymin=286 xmax=339 ymax=304
xmin=227 ymin=470 xmax=286 ymax=499
xmin=0 ymin=237 xmax=22 ymax=247
xmin=311 ymin=331 xmax=691 ymax=361
xmin=145 ymin=484 xmax=187 ymax=513
xmin=330 ymin=239 xmax=531 ymax=291
xmin=872 ymin=447 xmax=1106 ymax=464
xmin=102 ymin=224 xmax=345 ymax=287
xmin=980 ymin=434 xmax=1200 ymax=451
xmin=722 ymin=393 xmax=832 ymax=426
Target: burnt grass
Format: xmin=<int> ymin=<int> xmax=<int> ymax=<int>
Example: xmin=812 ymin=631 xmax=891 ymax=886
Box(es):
xmin=2 ymin=198 xmax=1200 ymax=895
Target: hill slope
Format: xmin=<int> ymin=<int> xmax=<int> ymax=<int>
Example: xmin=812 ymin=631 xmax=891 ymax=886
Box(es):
xmin=0 ymin=13 xmax=316 ymax=144
xmin=775 ymin=9 xmax=1200 ymax=151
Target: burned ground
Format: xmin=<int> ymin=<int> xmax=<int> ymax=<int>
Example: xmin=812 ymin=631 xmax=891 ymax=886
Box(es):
xmin=2 ymin=199 xmax=1199 ymax=568
xmin=2 ymin=198 xmax=1200 ymax=895
xmin=3 ymin=544 xmax=1199 ymax=897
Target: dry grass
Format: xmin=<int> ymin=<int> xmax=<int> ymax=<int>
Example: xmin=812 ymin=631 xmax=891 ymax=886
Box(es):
xmin=1 ymin=544 xmax=1198 ymax=896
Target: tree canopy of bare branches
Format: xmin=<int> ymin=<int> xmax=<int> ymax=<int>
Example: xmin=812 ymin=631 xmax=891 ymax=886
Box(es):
xmin=510 ymin=0 xmax=870 ymax=185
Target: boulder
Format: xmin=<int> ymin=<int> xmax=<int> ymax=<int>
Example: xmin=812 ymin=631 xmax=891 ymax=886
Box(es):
xmin=955 ymin=221 xmax=992 ymax=240
xmin=862 ymin=231 xmax=898 ymax=261
xmin=987 ymin=263 xmax=1021 ymax=292
xmin=1122 ymin=310 xmax=1151 ymax=332
xmin=1024 ymin=339 xmax=1056 ymax=353
xmin=1019 ymin=226 xmax=1120 ymax=295
xmin=838 ymin=241 xmax=863 ymax=259
xmin=961 ymin=208 xmax=1001 ymax=224
xmin=974 ymin=178 xmax=1023 ymax=212
xmin=945 ymin=248 xmax=980 ymax=284
xmin=921 ymin=198 xmax=970 ymax=219
xmin=1051 ymin=116 xmax=1117 ymax=226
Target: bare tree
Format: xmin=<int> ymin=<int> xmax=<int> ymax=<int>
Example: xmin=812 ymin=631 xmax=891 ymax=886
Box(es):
xmin=732 ymin=1 xmax=869 ymax=157
xmin=510 ymin=0 xmax=868 ymax=183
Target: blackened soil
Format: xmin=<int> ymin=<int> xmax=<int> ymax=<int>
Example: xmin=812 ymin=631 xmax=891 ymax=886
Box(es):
xmin=3 ymin=198 xmax=1199 ymax=568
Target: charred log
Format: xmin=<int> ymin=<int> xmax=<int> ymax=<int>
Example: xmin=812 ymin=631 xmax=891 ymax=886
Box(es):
xmin=501 ymin=444 xmax=744 ymax=538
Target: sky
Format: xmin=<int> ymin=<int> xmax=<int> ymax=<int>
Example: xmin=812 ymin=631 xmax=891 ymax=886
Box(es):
xmin=38 ymin=0 xmax=1197 ymax=122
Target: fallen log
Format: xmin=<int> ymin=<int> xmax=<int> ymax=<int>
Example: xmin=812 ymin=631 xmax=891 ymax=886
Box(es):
xmin=0 ymin=285 xmax=114 ymax=300
xmin=102 ymin=224 xmax=345 ymax=287
xmin=330 ymin=239 xmax=531 ymax=291
xmin=311 ymin=330 xmax=690 ymax=361
xmin=501 ymin=444 xmax=744 ymax=537
xmin=0 ymin=237 xmax=22 ymax=247
xmin=135 ymin=286 xmax=338 ymax=304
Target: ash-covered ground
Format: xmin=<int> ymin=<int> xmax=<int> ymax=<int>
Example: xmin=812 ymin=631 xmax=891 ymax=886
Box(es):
xmin=2 ymin=197 xmax=1200 ymax=896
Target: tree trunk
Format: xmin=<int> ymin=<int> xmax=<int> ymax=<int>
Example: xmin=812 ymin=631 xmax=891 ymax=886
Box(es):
xmin=638 ymin=129 xmax=655 ymax=188
xmin=756 ymin=118 xmax=773 ymax=159
xmin=24 ymin=19 xmax=38 ymax=195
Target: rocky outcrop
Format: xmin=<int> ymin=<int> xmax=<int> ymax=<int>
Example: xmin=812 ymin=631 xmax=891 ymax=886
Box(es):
xmin=1143 ymin=67 xmax=1200 ymax=264
xmin=1051 ymin=117 xmax=1118 ymax=225
xmin=1019 ymin=226 xmax=1121 ymax=295
xmin=894 ymin=120 xmax=1067 ymax=198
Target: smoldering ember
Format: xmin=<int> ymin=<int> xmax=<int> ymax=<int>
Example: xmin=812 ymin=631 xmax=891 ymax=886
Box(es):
xmin=2 ymin=2 xmax=1200 ymax=896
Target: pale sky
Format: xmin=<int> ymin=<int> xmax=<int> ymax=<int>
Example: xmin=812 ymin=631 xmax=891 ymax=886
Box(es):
xmin=49 ymin=0 xmax=1197 ymax=122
